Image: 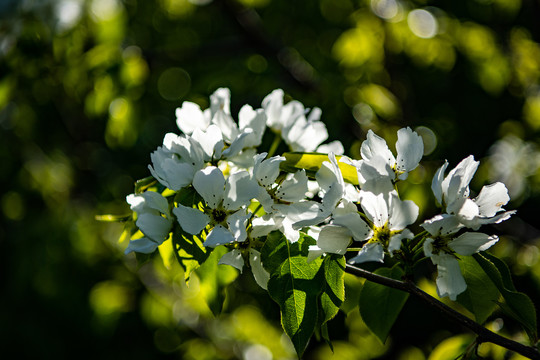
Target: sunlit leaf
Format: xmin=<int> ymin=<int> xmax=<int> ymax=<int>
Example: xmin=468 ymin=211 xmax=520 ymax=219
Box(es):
xmin=474 ymin=252 xmax=538 ymax=343
xmin=280 ymin=152 xmax=358 ymax=185
xmin=457 ymin=255 xmax=500 ymax=324
xmin=194 ymin=246 xmax=238 ymax=316
xmin=359 ymin=265 xmax=409 ymax=344
xmin=95 ymin=213 xmax=132 ymax=222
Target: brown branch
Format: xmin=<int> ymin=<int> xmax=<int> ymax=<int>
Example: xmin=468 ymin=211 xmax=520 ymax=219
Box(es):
xmin=345 ymin=264 xmax=540 ymax=359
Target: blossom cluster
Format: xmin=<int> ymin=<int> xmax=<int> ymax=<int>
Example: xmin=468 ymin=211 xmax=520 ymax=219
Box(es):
xmin=125 ymin=88 xmax=515 ymax=300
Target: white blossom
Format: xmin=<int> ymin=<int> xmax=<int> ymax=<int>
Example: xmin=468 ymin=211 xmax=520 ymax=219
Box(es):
xmin=125 ymin=191 xmax=172 ymax=254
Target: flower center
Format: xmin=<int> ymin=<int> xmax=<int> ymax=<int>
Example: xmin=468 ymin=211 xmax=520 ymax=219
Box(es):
xmin=212 ymin=208 xmax=227 ymax=223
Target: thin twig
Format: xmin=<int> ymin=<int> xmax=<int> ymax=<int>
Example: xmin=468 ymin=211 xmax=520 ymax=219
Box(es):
xmin=345 ymin=264 xmax=540 ymax=359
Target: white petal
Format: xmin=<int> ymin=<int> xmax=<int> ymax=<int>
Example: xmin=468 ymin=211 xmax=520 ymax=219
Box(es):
xmin=288 ymin=120 xmax=328 ymax=152
xmin=226 ymin=211 xmax=249 ymax=242
xmin=431 ymin=160 xmax=448 ymax=207
xmin=349 ymin=242 xmax=384 ymax=264
xmin=175 ymin=101 xmax=210 ymax=135
xmin=443 ymin=155 xmax=479 ymax=205
xmin=251 ymin=214 xmax=283 ymax=238
xmin=449 ymin=232 xmax=498 ymax=256
xmin=317 ymin=225 xmax=351 ymax=254
xmin=475 ymin=182 xmax=510 ymax=217
xmin=204 ymin=225 xmax=235 ymax=247
xmin=254 ymin=154 xmax=285 ymax=188
xmin=136 ymin=213 xmax=171 ymax=241
xmin=262 ymin=89 xmax=284 ymax=130
xmin=452 ymin=198 xmax=479 ymax=220
xmin=423 ymin=237 xmax=434 ymax=257
xmin=222 ymin=129 xmax=254 ymax=159
xmin=219 ymin=249 xmax=244 ymax=272
xmin=193 ymin=166 xmax=225 ymax=208
xmin=239 ymin=105 xmax=266 ymax=147
xmin=192 ymin=125 xmax=224 ymax=161
xmin=173 ymin=204 xmax=210 ymax=235
xmin=361 ymin=130 xmax=395 ymax=168
xmin=466 ymin=210 xmax=516 ymax=230
xmin=249 ymin=249 xmax=270 ymax=290
xmin=317 ymin=140 xmax=345 ymax=155
xmin=421 ymin=214 xmax=463 ymax=236
xmin=127 ymin=191 xmax=168 ymax=214
xmin=124 ymin=237 xmax=159 ymax=255
xmin=276 ymin=170 xmax=309 ymax=203
xmin=332 ymin=202 xmax=372 ymax=242
xmin=395 ymin=127 xmax=424 ymax=173
xmin=360 ymin=190 xmax=388 ymax=228
xmin=431 ymin=254 xmax=467 ymax=301
xmin=388 ymin=229 xmax=414 ymax=253
xmin=280 ymin=216 xmax=301 ymax=243
xmin=148 ymin=152 xmax=196 ymax=191
xmin=307 ymin=246 xmax=325 ymax=263
xmin=388 ymin=194 xmax=419 ymax=231
xmin=223 ymin=171 xmax=259 ymax=210
xmin=275 ymin=201 xmax=329 ymax=229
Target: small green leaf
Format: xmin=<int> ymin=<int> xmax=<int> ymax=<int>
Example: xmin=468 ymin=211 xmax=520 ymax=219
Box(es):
xmin=134 ymin=176 xmax=157 ymax=193
xmin=474 ymin=252 xmax=538 ymax=343
xmin=359 ymin=266 xmax=409 ymax=344
xmin=265 ymin=233 xmax=324 ymax=357
xmin=280 ymin=152 xmax=359 ymax=185
xmin=194 ymin=246 xmax=238 ymax=316
xmin=95 ymin=213 xmax=132 ymax=222
xmin=457 ymin=255 xmax=500 ymax=324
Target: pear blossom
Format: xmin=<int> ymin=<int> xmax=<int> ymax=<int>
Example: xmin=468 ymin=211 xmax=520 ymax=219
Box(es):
xmin=124 ymin=191 xmax=173 ymax=254
xmin=261 ymin=89 xmax=329 ymax=152
xmin=432 ymin=156 xmax=516 ymax=229
xmin=421 ymin=214 xmax=499 ymax=300
xmin=148 ymin=133 xmax=205 ymax=191
xmin=350 ymin=190 xmax=419 ymax=264
xmin=173 ymin=166 xmax=259 ymax=247
xmin=176 ymin=88 xmax=266 ymax=150
xmin=357 ymin=127 xmax=424 ymax=184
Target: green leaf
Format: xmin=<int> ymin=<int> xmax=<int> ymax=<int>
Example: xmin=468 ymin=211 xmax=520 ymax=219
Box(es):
xmin=320 ymin=255 xmax=346 ymax=326
xmin=359 ymin=266 xmax=409 ymax=344
xmin=280 ymin=152 xmax=359 ymax=185
xmin=340 ymin=273 xmax=364 ymax=314
xmin=260 ymin=231 xmax=290 ymax=275
xmin=265 ymin=233 xmax=324 ymax=357
xmin=474 ymin=252 xmax=538 ymax=343
xmin=457 ymin=255 xmax=500 ymax=324
xmin=194 ymin=246 xmax=239 ymax=316
xmin=172 ymin=186 xmax=210 ymax=281
xmin=318 ymin=255 xmax=346 ymax=348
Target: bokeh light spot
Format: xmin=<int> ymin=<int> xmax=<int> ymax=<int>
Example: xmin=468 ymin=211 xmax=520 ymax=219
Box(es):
xmin=371 ymin=0 xmax=399 ymax=20
xmin=407 ymin=9 xmax=438 ymax=39
xmin=2 ymin=191 xmax=25 ymax=221
xmin=414 ymin=126 xmax=437 ymax=155
xmin=157 ymin=67 xmax=191 ymax=101
xmin=246 ymin=54 xmax=268 ymax=73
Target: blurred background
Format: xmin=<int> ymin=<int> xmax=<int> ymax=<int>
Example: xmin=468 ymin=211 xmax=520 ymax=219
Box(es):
xmin=1 ymin=0 xmax=540 ymax=358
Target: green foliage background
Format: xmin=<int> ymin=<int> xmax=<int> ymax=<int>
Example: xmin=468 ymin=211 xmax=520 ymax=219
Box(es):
xmin=1 ymin=0 xmax=540 ymax=358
